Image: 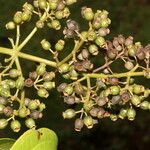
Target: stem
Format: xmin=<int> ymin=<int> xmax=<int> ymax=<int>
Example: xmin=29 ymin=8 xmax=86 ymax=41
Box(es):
xmin=0 ymin=47 xmax=57 ymax=68
xmin=86 ymin=77 xmax=91 ymax=102
xmin=87 ymin=71 xmax=144 ymax=79
xmin=58 ymin=39 xmax=84 ymax=66
xmin=15 ymin=25 xmax=20 ymax=47
xmin=17 ymin=27 xmax=38 ymax=51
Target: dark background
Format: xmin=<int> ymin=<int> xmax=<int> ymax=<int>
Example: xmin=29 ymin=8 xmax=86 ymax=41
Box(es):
xmin=0 ymin=0 xmax=150 ymax=150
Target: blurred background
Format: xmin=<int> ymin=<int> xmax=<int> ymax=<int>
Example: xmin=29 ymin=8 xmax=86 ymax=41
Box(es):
xmin=0 ymin=0 xmax=150 ymax=150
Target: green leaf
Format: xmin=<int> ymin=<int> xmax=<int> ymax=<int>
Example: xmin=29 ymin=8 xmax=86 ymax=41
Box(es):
xmin=10 ymin=128 xmax=58 ymax=150
xmin=0 ymin=138 xmax=15 ymax=150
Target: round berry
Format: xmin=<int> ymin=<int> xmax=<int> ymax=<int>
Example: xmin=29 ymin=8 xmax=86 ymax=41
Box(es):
xmin=10 ymin=120 xmax=21 ymax=132
xmin=41 ymin=39 xmax=51 ymax=50
xmin=0 ymin=119 xmax=8 ymax=129
xmin=25 ymin=118 xmax=35 ymax=128
xmin=83 ymin=116 xmax=93 ymax=129
xmin=18 ymin=108 xmax=29 ymax=118
xmin=62 ymin=109 xmax=76 ymax=119
xmin=59 ymin=63 xmax=70 ymax=73
xmin=127 ymin=108 xmax=136 ymax=121
xmin=5 ymin=21 xmax=15 ymax=30
xmin=37 ymin=88 xmax=49 ymax=98
xmin=131 ymin=95 xmax=141 ymax=106
xmin=74 ymin=118 xmax=83 ymax=132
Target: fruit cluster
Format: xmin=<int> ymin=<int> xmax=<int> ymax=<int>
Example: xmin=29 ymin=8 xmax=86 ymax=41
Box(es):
xmin=0 ymin=0 xmax=150 ymax=132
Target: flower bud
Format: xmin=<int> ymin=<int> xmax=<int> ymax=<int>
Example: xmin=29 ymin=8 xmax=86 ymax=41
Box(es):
xmin=41 ymin=39 xmax=51 ymax=50
xmin=43 ymin=72 xmax=55 ymax=81
xmin=36 ymin=63 xmax=46 ymax=75
xmin=81 ymin=7 xmax=94 ymax=21
xmin=10 ymin=120 xmax=21 ymax=132
xmin=55 ymin=39 xmax=65 ymax=51
xmin=37 ymin=88 xmax=49 ymax=98
xmin=25 ymin=118 xmax=36 ymax=128
xmin=6 ymin=21 xmax=15 ymax=30
xmin=74 ymin=118 xmax=83 ymax=132
xmin=16 ymin=77 xmax=25 ymax=90
xmin=59 ymin=63 xmax=70 ymax=73
xmin=131 ymin=95 xmax=141 ymax=106
xmin=127 ymin=108 xmax=136 ymax=121
xmin=43 ymin=81 xmax=55 ymax=90
xmin=9 ymin=69 xmax=21 ymax=78
xmin=83 ymin=116 xmax=93 ymax=129
xmin=62 ymin=109 xmax=76 ymax=119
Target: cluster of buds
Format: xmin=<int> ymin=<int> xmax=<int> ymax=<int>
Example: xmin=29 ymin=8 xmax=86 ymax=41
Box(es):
xmin=0 ymin=96 xmax=45 ymax=132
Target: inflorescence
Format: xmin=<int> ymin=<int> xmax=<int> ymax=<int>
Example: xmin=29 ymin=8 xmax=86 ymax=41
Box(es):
xmin=0 ymin=0 xmax=150 ymax=132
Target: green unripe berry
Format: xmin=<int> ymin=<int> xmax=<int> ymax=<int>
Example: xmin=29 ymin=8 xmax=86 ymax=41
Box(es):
xmin=127 ymin=108 xmax=136 ymax=121
xmin=80 ymin=31 xmax=88 ymax=40
xmin=69 ymin=69 xmax=78 ymax=80
xmin=144 ymin=89 xmax=150 ymax=98
xmin=6 ymin=80 xmax=16 ymax=89
xmin=38 ymin=0 xmax=47 ymax=9
xmin=81 ymin=7 xmax=94 ymax=21
xmin=21 ymin=11 xmax=31 ymax=22
xmin=95 ymin=36 xmax=105 ymax=47
xmin=64 ymin=85 xmax=74 ymax=96
xmin=55 ymin=40 xmax=65 ymax=51
xmin=39 ymin=103 xmax=46 ymax=112
xmin=51 ymin=20 xmax=61 ymax=30
xmin=100 ymin=18 xmax=111 ymax=28
xmin=83 ymin=116 xmax=93 ymax=129
xmin=88 ymin=44 xmax=99 ymax=55
xmin=36 ymin=63 xmax=46 ymax=75
xmin=128 ymin=46 xmax=136 ymax=57
xmin=5 ymin=21 xmax=15 ymax=30
xmin=43 ymin=72 xmax=55 ymax=81
xmin=16 ymin=77 xmax=25 ymax=90
xmin=23 ymin=3 xmax=34 ymax=12
xmin=37 ymin=88 xmax=49 ymax=98
xmin=13 ymin=11 xmax=22 ymax=24
xmin=0 ymin=119 xmax=8 ymax=129
xmin=0 ymin=81 xmax=10 ymax=90
xmin=63 ymin=109 xmax=76 ymax=119
xmin=133 ymin=84 xmax=144 ymax=95
xmin=87 ymin=30 xmax=97 ymax=41
xmin=41 ymin=39 xmax=51 ymax=50
xmin=63 ymin=7 xmax=70 ymax=18
xmin=25 ymin=118 xmax=36 ymax=128
xmin=28 ymin=100 xmax=39 ymax=110
xmin=55 ymin=11 xmax=63 ymax=19
xmin=43 ymin=81 xmax=55 ymax=90
xmin=59 ymin=63 xmax=70 ymax=73
xmin=0 ymin=88 xmax=10 ymax=98
xmin=36 ymin=20 xmax=44 ymax=28
xmin=103 ymin=88 xmax=111 ymax=97
xmin=18 ymin=107 xmax=30 ymax=118
xmin=9 ymin=69 xmax=21 ymax=78
xmin=49 ymin=1 xmax=58 ymax=10
xmin=110 ymin=86 xmax=120 ymax=95
xmin=140 ymin=101 xmax=149 ymax=110
xmin=118 ymin=108 xmax=127 ymax=119
xmin=110 ymin=114 xmax=118 ymax=121
xmin=10 ymin=120 xmax=21 ymax=132
xmin=131 ymin=95 xmax=141 ymax=106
